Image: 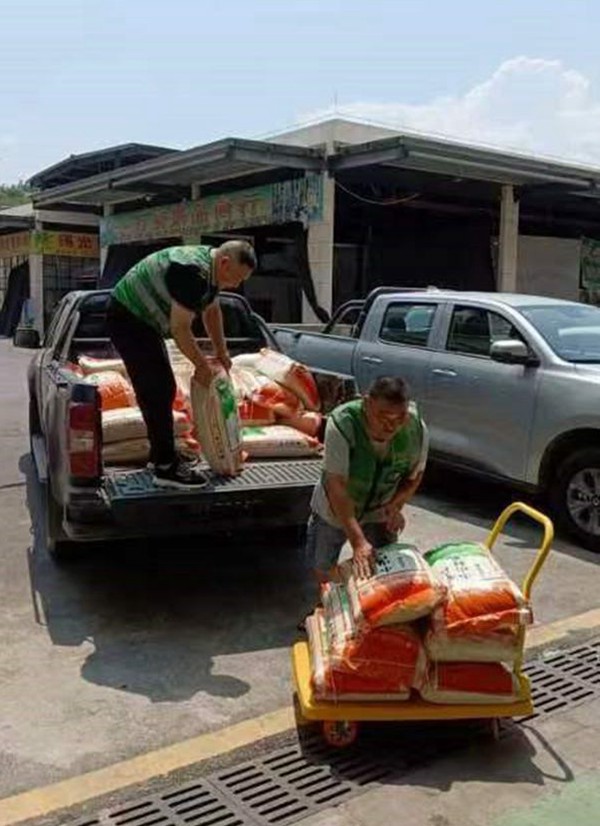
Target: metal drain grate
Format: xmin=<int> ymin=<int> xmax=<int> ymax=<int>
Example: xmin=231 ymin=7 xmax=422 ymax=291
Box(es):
xmin=522 ymin=638 xmax=600 ymax=719
xmin=68 ymin=639 xmax=600 ymax=826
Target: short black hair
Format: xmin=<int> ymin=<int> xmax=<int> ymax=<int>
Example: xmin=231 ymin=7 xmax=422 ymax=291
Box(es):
xmin=367 ymin=376 xmax=410 ymax=406
xmin=219 ymin=240 xmax=257 ymax=271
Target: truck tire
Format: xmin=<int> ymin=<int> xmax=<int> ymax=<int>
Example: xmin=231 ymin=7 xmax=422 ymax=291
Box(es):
xmin=550 ymin=447 xmax=600 ymax=552
xmin=45 ymin=485 xmax=80 ymax=563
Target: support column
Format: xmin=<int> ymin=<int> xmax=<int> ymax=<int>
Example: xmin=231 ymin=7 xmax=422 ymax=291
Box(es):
xmin=29 ymin=249 xmax=44 ymax=337
xmin=29 ymin=219 xmax=44 ymax=336
xmin=304 ymin=172 xmax=335 ymax=322
xmin=497 ymin=184 xmax=520 ymax=293
xmin=100 ymin=204 xmax=113 ymax=274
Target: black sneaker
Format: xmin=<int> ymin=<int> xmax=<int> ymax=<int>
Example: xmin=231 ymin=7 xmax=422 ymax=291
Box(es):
xmin=153 ymin=459 xmax=209 ymax=490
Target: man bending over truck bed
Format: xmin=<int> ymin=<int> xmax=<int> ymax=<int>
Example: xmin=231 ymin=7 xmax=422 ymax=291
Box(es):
xmin=107 ymin=240 xmax=256 ymax=489
xmin=301 ymin=375 xmax=428 ymax=628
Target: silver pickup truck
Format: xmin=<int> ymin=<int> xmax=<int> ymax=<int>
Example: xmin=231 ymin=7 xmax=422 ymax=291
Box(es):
xmin=274 ymin=287 xmax=600 ymax=552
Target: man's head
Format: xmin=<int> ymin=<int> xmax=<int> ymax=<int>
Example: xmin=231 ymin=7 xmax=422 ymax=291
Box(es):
xmin=214 ymin=240 xmax=257 ymax=289
xmin=363 ymin=376 xmax=411 ymax=442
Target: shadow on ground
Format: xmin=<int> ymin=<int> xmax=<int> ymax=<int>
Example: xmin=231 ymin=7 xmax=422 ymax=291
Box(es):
xmin=21 ymin=453 xmax=310 ymax=704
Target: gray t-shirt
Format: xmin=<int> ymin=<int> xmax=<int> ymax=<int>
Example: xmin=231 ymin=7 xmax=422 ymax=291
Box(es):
xmin=311 ymin=416 xmax=429 ymax=527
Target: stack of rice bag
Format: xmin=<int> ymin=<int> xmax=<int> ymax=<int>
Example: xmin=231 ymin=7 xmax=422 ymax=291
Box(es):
xmin=76 ymin=356 xmax=198 ymax=466
xmin=306 ymin=541 xmax=531 ymax=705
xmin=169 ymin=346 xmax=324 ymax=469
xmin=77 ymin=347 xmax=323 ymax=471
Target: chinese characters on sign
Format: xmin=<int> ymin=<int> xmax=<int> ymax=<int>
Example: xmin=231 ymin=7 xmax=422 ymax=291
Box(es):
xmin=100 ymin=174 xmax=324 ymax=246
xmin=0 ymin=232 xmax=31 ymax=259
xmin=0 ymin=231 xmax=99 ymax=260
xmin=32 ymin=231 xmax=99 ymax=258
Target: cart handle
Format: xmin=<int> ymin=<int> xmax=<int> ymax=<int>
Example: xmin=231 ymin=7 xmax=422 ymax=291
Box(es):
xmin=484 ymin=502 xmax=554 ymax=600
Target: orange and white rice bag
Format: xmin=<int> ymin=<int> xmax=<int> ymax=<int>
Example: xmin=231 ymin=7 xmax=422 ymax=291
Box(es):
xmin=307 ymin=609 xmax=418 ymax=702
xmin=342 ymin=543 xmax=445 ymax=628
xmin=237 ymin=399 xmax=276 ymax=427
xmin=79 ymin=355 xmax=128 ymax=376
xmin=233 ymin=349 xmax=320 ymax=411
xmin=252 ymin=379 xmax=301 ymax=418
xmin=85 ymin=371 xmax=135 ymax=411
xmin=241 ymin=425 xmax=321 ymax=458
xmin=103 ymin=436 xmax=199 ymax=466
xmin=425 ymin=629 xmax=523 ymax=664
xmin=101 ymin=407 xmax=191 ymax=444
xmin=419 ymin=661 xmax=521 ymax=705
xmin=278 ymin=410 xmax=323 ymax=438
xmin=190 ymin=366 xmax=243 ymax=476
xmin=424 ymin=542 xmax=531 ymax=661
xmin=321 ymin=582 xmax=426 ymax=687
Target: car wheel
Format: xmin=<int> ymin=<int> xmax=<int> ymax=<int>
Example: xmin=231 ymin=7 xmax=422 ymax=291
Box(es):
xmin=45 ymin=484 xmax=80 ymax=563
xmin=550 ymin=447 xmax=600 ymax=552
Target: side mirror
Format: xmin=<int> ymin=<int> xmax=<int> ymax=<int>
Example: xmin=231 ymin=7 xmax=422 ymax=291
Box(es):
xmin=13 ymin=327 xmax=41 ymax=349
xmin=490 ymin=339 xmax=538 ymax=366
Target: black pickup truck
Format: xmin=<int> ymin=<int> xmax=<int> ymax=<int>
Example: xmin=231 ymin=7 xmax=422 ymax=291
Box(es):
xmin=27 ymin=290 xmax=353 ymax=561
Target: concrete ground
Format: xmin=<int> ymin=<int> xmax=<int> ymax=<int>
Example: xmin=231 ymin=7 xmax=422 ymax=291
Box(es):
xmin=298 ymin=698 xmax=600 ymax=826
xmin=1 ymin=339 xmax=600 ymax=807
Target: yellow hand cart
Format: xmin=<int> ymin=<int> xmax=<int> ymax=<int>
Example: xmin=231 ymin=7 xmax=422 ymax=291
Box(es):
xmin=292 ymin=502 xmax=554 ymax=747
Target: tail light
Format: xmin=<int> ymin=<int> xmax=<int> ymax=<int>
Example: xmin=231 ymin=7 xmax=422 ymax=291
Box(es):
xmin=69 ymin=402 xmax=100 ymax=479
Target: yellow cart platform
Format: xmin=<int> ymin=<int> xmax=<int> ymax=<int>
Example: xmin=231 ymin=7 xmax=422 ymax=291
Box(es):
xmin=292 ymin=502 xmax=554 ymax=747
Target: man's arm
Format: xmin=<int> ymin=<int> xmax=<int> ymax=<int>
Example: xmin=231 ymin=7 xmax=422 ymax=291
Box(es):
xmin=202 ymin=301 xmax=230 ymax=370
xmin=384 ymin=422 xmax=429 ymax=530
xmin=170 ymin=301 xmax=214 ymax=386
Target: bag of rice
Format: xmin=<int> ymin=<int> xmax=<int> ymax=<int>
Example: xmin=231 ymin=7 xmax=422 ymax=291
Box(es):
xmin=79 ymin=355 xmax=128 ymax=376
xmin=85 ymin=371 xmax=135 ymax=411
xmin=190 ymin=367 xmax=243 ymax=476
xmin=419 ymin=661 xmax=521 ymax=705
xmin=233 ymin=349 xmax=320 ymax=411
xmin=103 ymin=436 xmax=196 ymax=466
xmin=241 ymin=425 xmax=321 ymax=458
xmin=424 ymin=542 xmax=531 ymax=662
xmin=425 ymin=628 xmax=523 ymax=664
xmin=321 ymin=582 xmax=426 ymax=689
xmin=342 ymin=543 xmax=445 ymax=628
xmin=102 ymin=408 xmax=191 ymax=444
xmin=306 ymin=610 xmax=415 ymax=702
xmin=279 ymin=410 xmax=323 ymax=438
xmin=238 ymin=399 xmax=276 ymax=427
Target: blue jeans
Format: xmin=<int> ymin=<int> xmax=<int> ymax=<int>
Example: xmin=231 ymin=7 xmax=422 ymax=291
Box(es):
xmin=304 ymin=512 xmax=395 ymax=574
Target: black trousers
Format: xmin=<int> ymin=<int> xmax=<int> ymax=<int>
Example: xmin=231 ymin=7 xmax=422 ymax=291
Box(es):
xmin=106 ymin=297 xmax=176 ymax=467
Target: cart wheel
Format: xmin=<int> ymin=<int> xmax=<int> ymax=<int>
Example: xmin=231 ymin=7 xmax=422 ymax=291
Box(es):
xmin=322 ymin=720 xmax=359 ymax=748
xmin=490 ymin=719 xmax=501 ymax=741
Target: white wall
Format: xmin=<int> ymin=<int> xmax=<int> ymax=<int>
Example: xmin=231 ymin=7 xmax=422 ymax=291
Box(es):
xmin=517 ymin=235 xmax=581 ymax=301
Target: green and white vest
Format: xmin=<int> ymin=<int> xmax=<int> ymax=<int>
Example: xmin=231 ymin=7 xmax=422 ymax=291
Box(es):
xmin=113 ymin=245 xmax=216 ymax=335
xmin=329 ymin=399 xmax=424 ymax=521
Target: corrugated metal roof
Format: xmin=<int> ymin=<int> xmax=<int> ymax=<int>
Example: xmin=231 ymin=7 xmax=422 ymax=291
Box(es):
xmin=33 ymin=138 xmax=326 ymax=209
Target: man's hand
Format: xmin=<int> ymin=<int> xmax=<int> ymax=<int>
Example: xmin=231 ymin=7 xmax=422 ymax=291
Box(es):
xmin=384 ymin=502 xmax=406 ymax=535
xmin=194 ymin=360 xmax=215 ymax=388
xmin=216 ymin=349 xmax=232 ymax=372
xmin=352 ymin=538 xmax=374 ymax=580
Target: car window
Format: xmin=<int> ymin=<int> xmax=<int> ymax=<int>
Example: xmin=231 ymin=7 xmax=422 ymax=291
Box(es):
xmin=380 ymin=303 xmax=437 ymax=348
xmin=43 ymin=298 xmax=71 ymax=348
xmin=447 ymin=306 xmax=525 ymax=356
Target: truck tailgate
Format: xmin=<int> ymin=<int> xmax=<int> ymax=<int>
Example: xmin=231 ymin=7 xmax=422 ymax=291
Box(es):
xmin=102 ymin=459 xmax=322 ymax=531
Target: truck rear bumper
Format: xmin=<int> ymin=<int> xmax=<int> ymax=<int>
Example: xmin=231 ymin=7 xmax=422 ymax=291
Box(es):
xmin=64 ymin=459 xmax=321 ymax=542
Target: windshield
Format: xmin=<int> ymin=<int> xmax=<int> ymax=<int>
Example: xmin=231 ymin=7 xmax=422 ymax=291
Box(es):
xmin=521 ymin=304 xmax=600 ymax=363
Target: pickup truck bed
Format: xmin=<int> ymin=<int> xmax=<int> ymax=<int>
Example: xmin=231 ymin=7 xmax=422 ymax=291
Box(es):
xmin=28 ymin=290 xmax=348 ymax=559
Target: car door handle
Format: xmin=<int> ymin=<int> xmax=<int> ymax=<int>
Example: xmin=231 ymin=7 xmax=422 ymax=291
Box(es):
xmin=362 ymin=356 xmax=383 ymax=364
xmin=432 ymin=368 xmax=457 ymax=378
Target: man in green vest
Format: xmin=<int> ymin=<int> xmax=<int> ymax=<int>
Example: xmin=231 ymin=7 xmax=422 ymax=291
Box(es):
xmin=304 ymin=375 xmax=428 ymax=615
xmin=107 ymin=240 xmax=256 ymax=489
